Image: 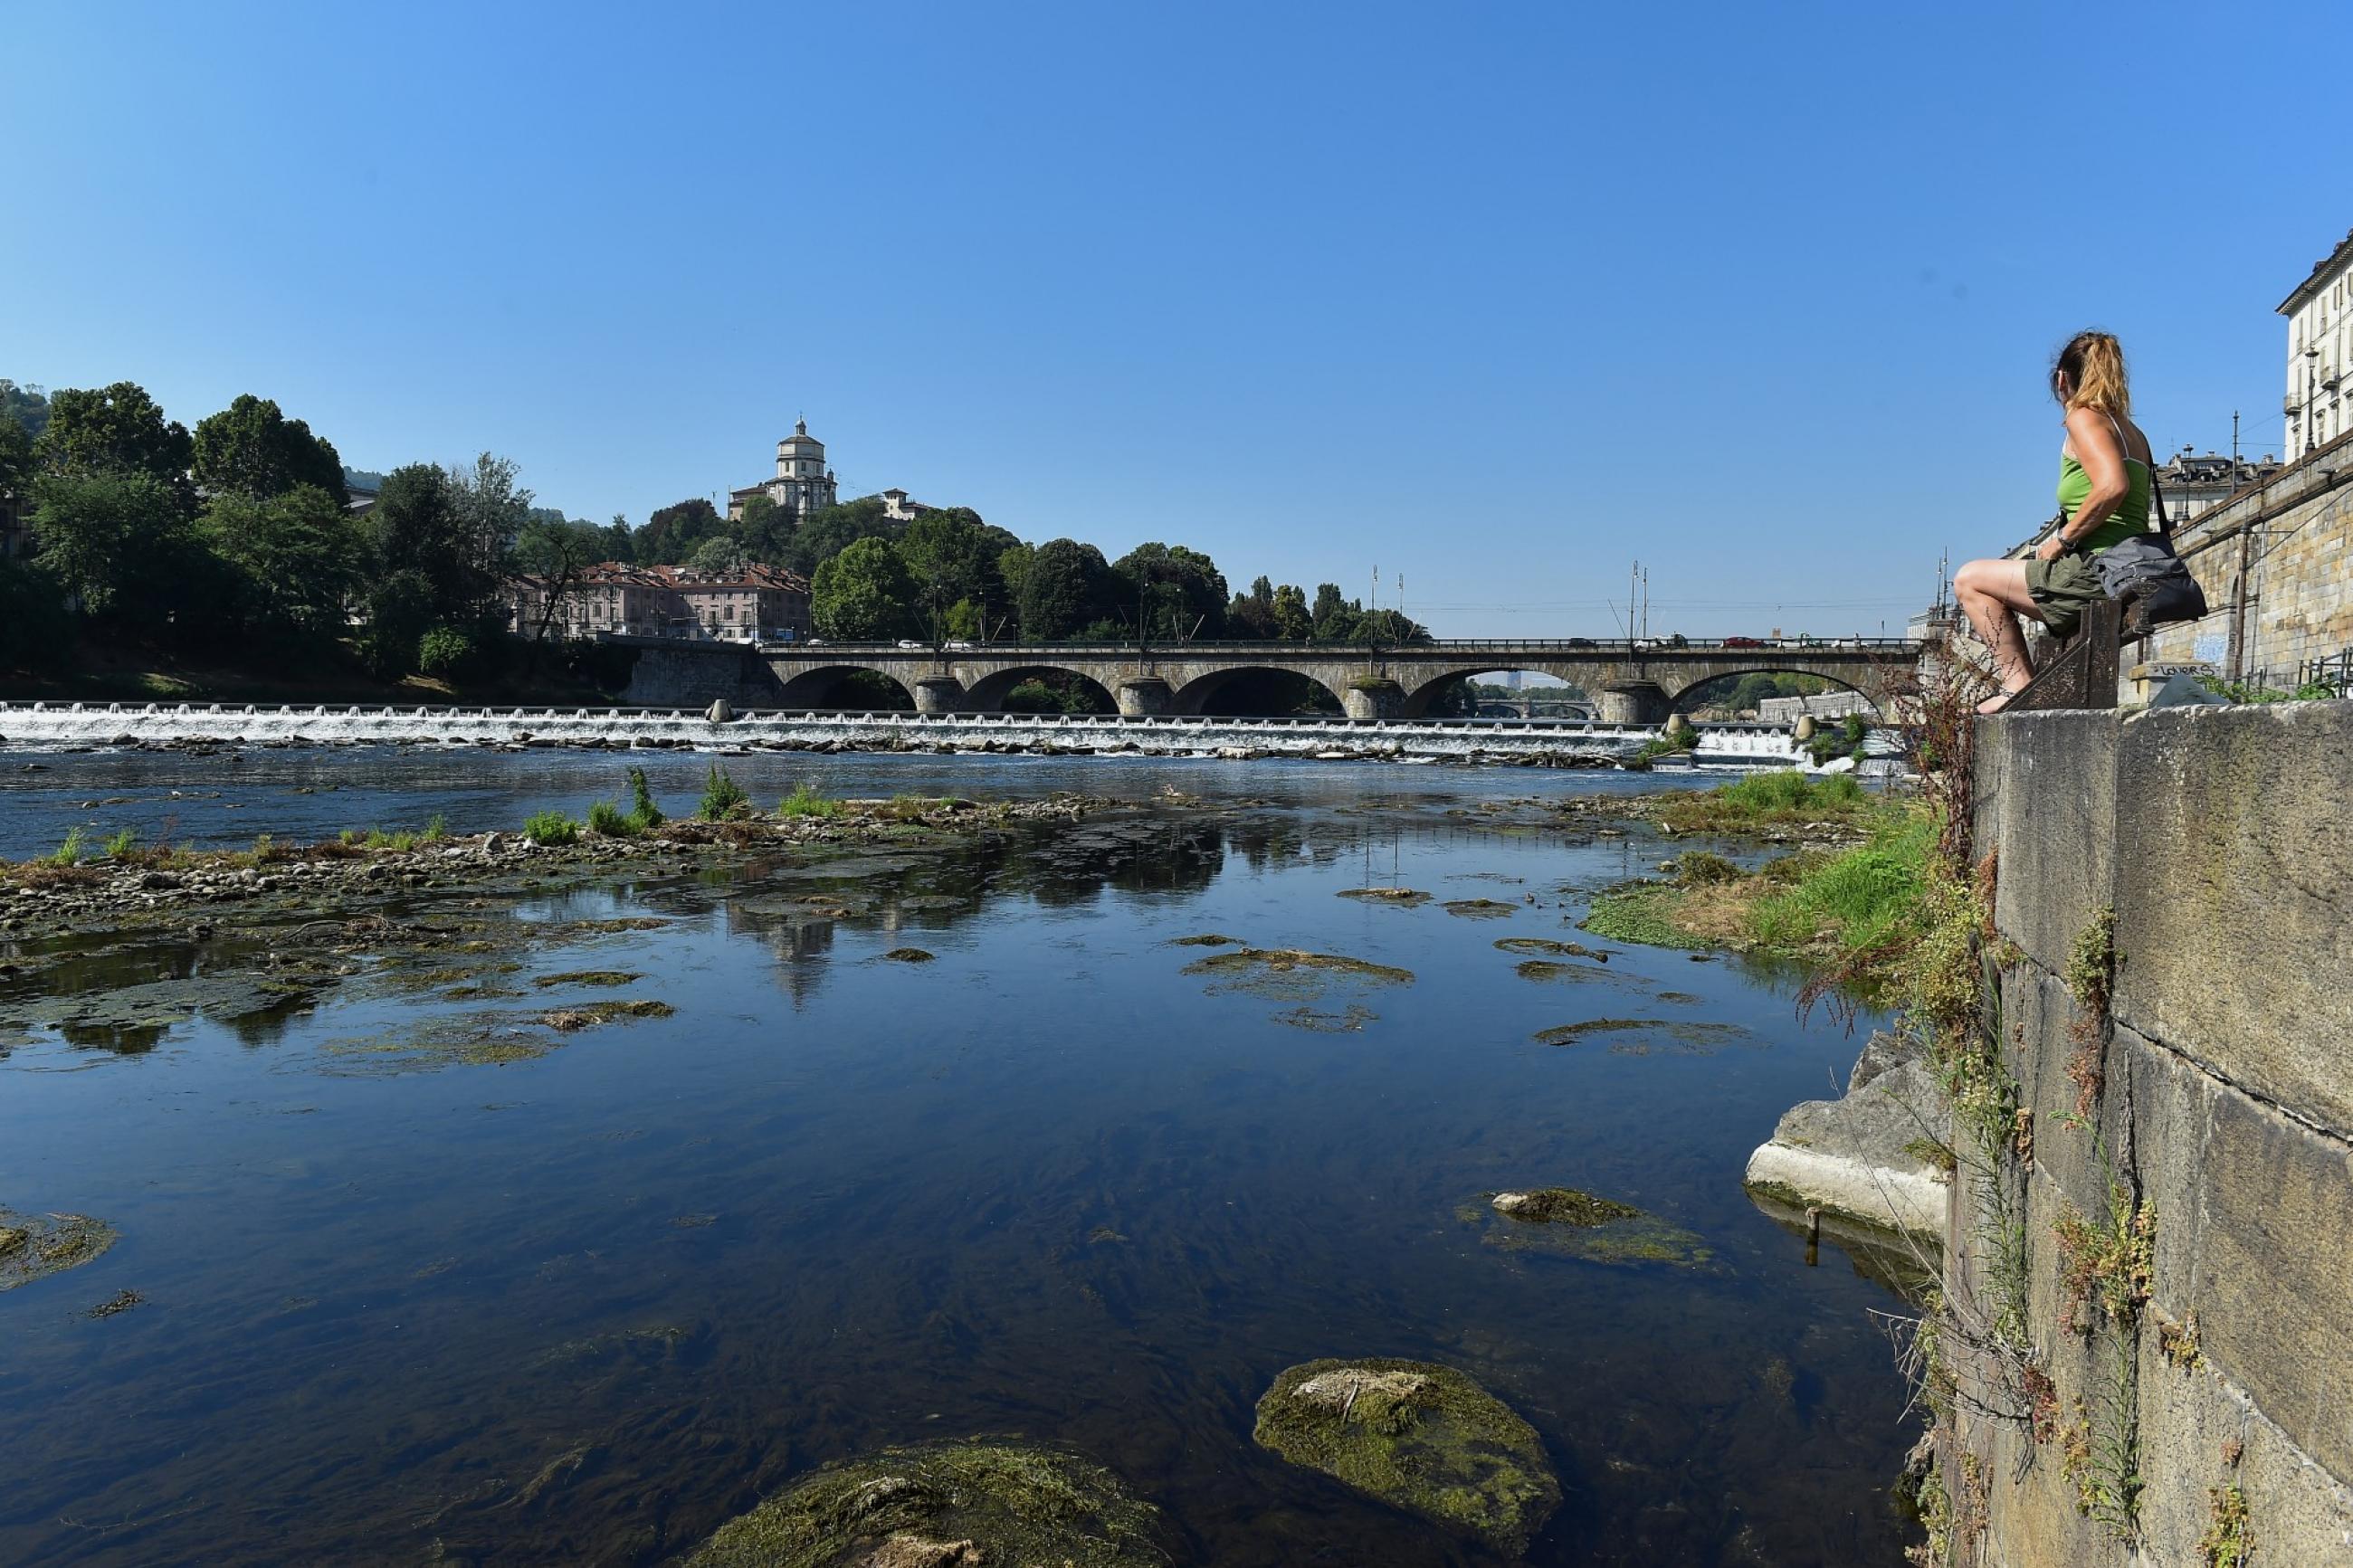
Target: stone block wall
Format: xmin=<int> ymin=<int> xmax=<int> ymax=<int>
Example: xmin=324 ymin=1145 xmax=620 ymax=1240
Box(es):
xmin=620 ymin=644 xmax=787 ymax=709
xmin=2144 ymin=438 xmax=2353 ymax=685
xmin=1953 ymin=703 xmax=2353 ymax=1565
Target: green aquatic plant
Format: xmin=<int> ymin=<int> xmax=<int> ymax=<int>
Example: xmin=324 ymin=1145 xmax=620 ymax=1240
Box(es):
xmin=586 ymin=800 xmax=638 ymax=837
xmin=626 ymin=765 xmax=664 ymax=829
xmin=104 ymin=828 xmax=138 ymax=860
xmin=699 ymin=762 xmax=750 ymax=821
xmin=523 ymin=810 xmax=580 ymax=846
xmin=422 ymin=814 xmax=448 ymax=843
xmin=48 ymin=826 xmax=88 ymax=867
xmin=777 ymin=782 xmax=843 ymax=819
xmin=684 ymin=1440 xmax=1171 ymax=1568
xmin=1253 ymin=1358 xmax=1560 ymax=1554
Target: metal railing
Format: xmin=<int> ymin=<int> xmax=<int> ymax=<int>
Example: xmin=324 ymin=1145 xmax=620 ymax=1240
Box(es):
xmin=739 ymin=636 xmax=1920 ymax=656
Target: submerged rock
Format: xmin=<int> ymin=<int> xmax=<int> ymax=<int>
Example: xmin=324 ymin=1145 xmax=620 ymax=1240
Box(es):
xmin=1468 ymin=1187 xmax=1718 ymax=1270
xmin=1742 ymin=1031 xmax=1948 ymax=1242
xmin=1337 ymin=887 xmax=1432 ymax=907
xmin=1253 ymin=1358 xmax=1559 ymax=1555
xmin=682 ymin=1440 xmax=1170 ymax=1568
xmin=0 ymin=1209 xmax=119 ymax=1290
xmin=1441 ymin=898 xmax=1518 ymax=919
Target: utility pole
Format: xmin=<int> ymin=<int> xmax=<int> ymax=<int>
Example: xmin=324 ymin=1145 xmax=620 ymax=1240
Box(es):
xmin=2233 ymin=410 xmax=2241 ymax=467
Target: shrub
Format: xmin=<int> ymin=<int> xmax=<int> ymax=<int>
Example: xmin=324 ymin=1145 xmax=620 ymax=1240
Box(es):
xmin=587 ymin=800 xmax=639 ymax=837
xmin=626 ymin=766 xmax=663 ymax=829
xmin=49 ymin=827 xmax=88 ymax=866
xmin=422 ymin=814 xmax=448 ymax=843
xmin=416 ymin=624 xmax=481 ymax=679
xmin=700 ymin=763 xmax=750 ymax=821
xmin=778 ymin=782 xmax=843 ymax=819
xmin=523 ymin=810 xmax=580 ymax=845
xmin=105 ymin=829 xmax=138 ymax=860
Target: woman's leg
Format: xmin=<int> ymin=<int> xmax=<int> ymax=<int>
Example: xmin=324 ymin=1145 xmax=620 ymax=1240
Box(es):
xmin=1953 ymin=558 xmax=2045 ymax=712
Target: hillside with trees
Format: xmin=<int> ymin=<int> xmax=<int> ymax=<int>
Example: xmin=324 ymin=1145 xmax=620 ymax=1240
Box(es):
xmin=0 ymin=375 xmax=1429 ymax=699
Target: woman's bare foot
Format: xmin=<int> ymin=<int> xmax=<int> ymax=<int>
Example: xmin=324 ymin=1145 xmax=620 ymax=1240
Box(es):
xmin=1977 ymin=689 xmax=2024 ymax=716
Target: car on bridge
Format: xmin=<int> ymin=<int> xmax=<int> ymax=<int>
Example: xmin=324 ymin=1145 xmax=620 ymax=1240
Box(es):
xmin=1564 ymin=636 xmax=1597 ymax=649
xmin=1722 ymin=635 xmax=1767 ymax=649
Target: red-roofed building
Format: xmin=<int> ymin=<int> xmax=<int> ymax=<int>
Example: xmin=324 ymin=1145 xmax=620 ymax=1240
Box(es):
xmin=511 ymin=561 xmax=812 ymax=644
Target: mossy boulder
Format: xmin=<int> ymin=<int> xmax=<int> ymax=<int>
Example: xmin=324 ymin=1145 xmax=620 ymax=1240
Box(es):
xmin=1465 ymin=1187 xmax=1720 ymax=1271
xmin=683 ymin=1440 xmax=1171 ymax=1568
xmin=1253 ymin=1358 xmax=1559 ymax=1554
xmin=0 ymin=1209 xmax=118 ymax=1290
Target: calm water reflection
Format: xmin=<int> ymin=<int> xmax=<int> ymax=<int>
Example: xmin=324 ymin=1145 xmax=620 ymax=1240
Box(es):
xmin=0 ymin=755 xmax=1912 ymax=1565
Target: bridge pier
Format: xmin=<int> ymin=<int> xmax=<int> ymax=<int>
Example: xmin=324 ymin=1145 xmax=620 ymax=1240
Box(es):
xmin=1342 ymin=678 xmax=1405 ymax=722
xmin=912 ymin=676 xmax=966 ymax=716
xmin=1116 ymin=678 xmax=1172 ymax=717
xmin=1597 ymin=680 xmax=1671 ymax=726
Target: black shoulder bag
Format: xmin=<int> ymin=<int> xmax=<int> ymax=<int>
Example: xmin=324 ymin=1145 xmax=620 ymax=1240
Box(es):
xmin=2093 ymin=467 xmax=2209 ymax=626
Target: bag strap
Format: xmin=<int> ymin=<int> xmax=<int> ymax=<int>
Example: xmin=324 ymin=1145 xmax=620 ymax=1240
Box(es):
xmin=2146 ymin=467 xmax=2180 ymax=554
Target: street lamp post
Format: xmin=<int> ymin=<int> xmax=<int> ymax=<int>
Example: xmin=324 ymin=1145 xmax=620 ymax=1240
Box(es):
xmin=2302 ymin=345 xmax=2322 ymax=453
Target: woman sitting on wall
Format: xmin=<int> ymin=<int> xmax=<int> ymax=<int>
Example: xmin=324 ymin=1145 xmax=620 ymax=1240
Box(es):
xmin=1952 ymin=330 xmax=2154 ymax=714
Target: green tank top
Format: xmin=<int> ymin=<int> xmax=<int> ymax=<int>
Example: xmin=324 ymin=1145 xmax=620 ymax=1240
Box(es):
xmin=2057 ymin=440 xmax=2152 ymax=556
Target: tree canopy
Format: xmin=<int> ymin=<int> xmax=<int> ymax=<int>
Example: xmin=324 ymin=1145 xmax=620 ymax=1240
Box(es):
xmin=812 ymin=536 xmax=921 ymax=641
xmin=192 ymin=394 xmax=348 ymax=505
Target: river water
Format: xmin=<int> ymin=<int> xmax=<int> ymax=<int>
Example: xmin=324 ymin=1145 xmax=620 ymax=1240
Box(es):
xmin=0 ymin=752 xmax=1914 ymax=1566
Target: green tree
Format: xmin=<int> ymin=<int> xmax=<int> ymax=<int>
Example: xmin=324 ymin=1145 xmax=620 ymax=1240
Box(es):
xmin=734 ymin=493 xmax=795 ymax=563
xmin=780 ymin=495 xmax=897 ymax=578
xmin=1309 ymin=583 xmax=1358 ymax=642
xmin=1227 ymin=575 xmax=1278 ymax=639
xmin=1017 ymin=538 xmax=1118 ymax=641
xmin=199 ymin=483 xmax=362 ymax=639
xmin=1114 ymin=542 xmax=1229 ymax=642
xmin=901 ymin=507 xmax=1021 ymax=632
xmin=30 ymin=470 xmax=195 ymax=620
xmin=448 ymin=452 xmax=530 ymax=586
xmin=0 ymin=556 xmax=71 ymax=669
xmin=191 ymin=394 xmax=348 ymax=504
xmin=0 ymin=380 xmax=51 ymax=441
xmin=35 ymin=382 xmax=193 ymax=485
xmin=637 ymin=497 xmax=724 ymax=564
xmin=811 ymin=536 xmax=920 ymax=641
xmin=1271 ymin=583 xmax=1312 ymax=641
xmin=514 ymin=514 xmax=608 ymax=645
xmin=358 ymin=569 xmax=436 ymax=678
xmin=361 ymin=463 xmax=506 ymax=635
xmin=687 ymin=536 xmax=749 ymax=574
xmin=599 ymin=513 xmax=635 ymax=564
xmin=0 ymin=416 xmax=31 ymax=509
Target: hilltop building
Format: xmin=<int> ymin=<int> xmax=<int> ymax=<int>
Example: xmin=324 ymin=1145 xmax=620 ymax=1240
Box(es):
xmin=2282 ymin=225 xmax=2353 ymax=453
xmin=728 ymin=419 xmax=839 ymax=522
xmin=510 ymin=561 xmax=811 ymax=644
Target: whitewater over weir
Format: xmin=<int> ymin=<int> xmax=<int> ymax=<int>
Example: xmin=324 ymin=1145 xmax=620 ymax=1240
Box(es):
xmin=0 ymin=700 xmax=1856 ymax=767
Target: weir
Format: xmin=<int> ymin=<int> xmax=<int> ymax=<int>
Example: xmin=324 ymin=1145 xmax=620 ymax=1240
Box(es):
xmin=0 ymin=699 xmax=1836 ymax=766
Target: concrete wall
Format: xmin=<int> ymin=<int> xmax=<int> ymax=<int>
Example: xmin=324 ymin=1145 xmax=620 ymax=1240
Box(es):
xmin=621 ymin=644 xmax=786 ymax=709
xmin=2143 ymin=431 xmax=2353 ymax=686
xmin=1955 ymin=703 xmax=2353 ymax=1564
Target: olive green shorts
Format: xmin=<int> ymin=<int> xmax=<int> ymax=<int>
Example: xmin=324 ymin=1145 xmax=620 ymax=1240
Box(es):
xmin=2023 ymin=551 xmax=2108 ymax=639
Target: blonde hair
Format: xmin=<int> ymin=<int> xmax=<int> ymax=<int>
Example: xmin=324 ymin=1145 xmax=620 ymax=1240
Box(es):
xmin=2052 ymin=330 xmax=2130 ymax=418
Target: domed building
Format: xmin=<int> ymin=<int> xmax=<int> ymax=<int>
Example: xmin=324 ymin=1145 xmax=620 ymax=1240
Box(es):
xmin=728 ymin=418 xmax=839 ymax=522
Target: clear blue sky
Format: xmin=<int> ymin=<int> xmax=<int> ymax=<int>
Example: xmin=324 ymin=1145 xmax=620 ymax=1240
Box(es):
xmin=4 ymin=1 xmax=2339 ymax=637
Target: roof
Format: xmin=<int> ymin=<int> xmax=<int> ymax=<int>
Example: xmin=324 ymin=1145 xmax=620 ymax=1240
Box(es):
xmin=2278 ymin=226 xmax=2353 ymax=314
xmin=526 ymin=562 xmax=811 ymax=594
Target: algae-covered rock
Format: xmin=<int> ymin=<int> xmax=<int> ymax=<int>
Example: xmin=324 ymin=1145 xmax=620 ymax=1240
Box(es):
xmin=1442 ymin=898 xmax=1518 ymax=919
xmin=0 ymin=1209 xmax=119 ymax=1290
xmin=1338 ymin=888 xmax=1431 ymax=908
xmin=1465 ymin=1187 xmax=1719 ymax=1271
xmin=683 ymin=1440 xmax=1170 ymax=1568
xmin=1253 ymin=1358 xmax=1558 ymax=1555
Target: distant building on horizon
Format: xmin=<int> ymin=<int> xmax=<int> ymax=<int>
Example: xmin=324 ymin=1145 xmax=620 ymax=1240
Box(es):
xmin=2148 ymin=450 xmax=2282 ymax=528
xmin=2282 ymin=225 xmax=2353 ymax=454
xmin=510 ymin=560 xmax=811 ymax=644
xmin=728 ymin=419 xmax=840 ymax=523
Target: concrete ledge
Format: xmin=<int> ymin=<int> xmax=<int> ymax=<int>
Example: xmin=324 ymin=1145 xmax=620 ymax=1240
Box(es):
xmin=2112 ymin=702 xmax=2353 ymax=1137
xmin=1977 ymin=710 xmax=2119 ymax=975
xmin=1741 ymin=1145 xmax=1947 ymax=1240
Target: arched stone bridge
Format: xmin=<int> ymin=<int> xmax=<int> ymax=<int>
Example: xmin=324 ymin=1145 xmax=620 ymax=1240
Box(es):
xmin=623 ymin=638 xmax=1922 ymax=722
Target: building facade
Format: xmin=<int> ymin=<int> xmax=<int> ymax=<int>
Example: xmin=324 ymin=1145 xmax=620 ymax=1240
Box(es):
xmin=2282 ymin=225 xmax=2353 ymax=454
xmin=728 ymin=419 xmax=839 ymax=522
xmin=2148 ymin=450 xmax=2282 ymax=529
xmin=512 ymin=561 xmax=812 ymax=644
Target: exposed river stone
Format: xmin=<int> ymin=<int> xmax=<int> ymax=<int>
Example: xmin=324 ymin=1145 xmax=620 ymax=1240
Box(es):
xmin=0 ymin=1209 xmax=119 ymax=1290
xmin=1742 ymin=1030 xmax=1949 ymax=1243
xmin=682 ymin=1440 xmax=1170 ymax=1568
xmin=1441 ymin=898 xmax=1519 ymax=919
xmin=1338 ymin=887 xmax=1432 ymax=907
xmin=1253 ymin=1358 xmax=1560 ymax=1554
xmin=1467 ymin=1187 xmax=1719 ymax=1270
xmin=1493 ymin=936 xmax=1609 ymax=961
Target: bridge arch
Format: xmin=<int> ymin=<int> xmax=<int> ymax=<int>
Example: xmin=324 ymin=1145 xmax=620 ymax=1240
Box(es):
xmin=1399 ymin=666 xmax=1597 ymax=719
xmin=1664 ymin=667 xmax=1884 ymax=717
xmin=774 ymin=663 xmax=918 ymax=711
xmin=1174 ymin=667 xmax=1346 ymax=717
xmin=962 ymin=665 xmax=1118 ymax=714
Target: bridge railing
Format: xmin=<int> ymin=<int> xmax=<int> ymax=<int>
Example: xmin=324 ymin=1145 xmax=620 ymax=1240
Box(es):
xmin=748 ymin=638 xmax=1921 ymax=656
